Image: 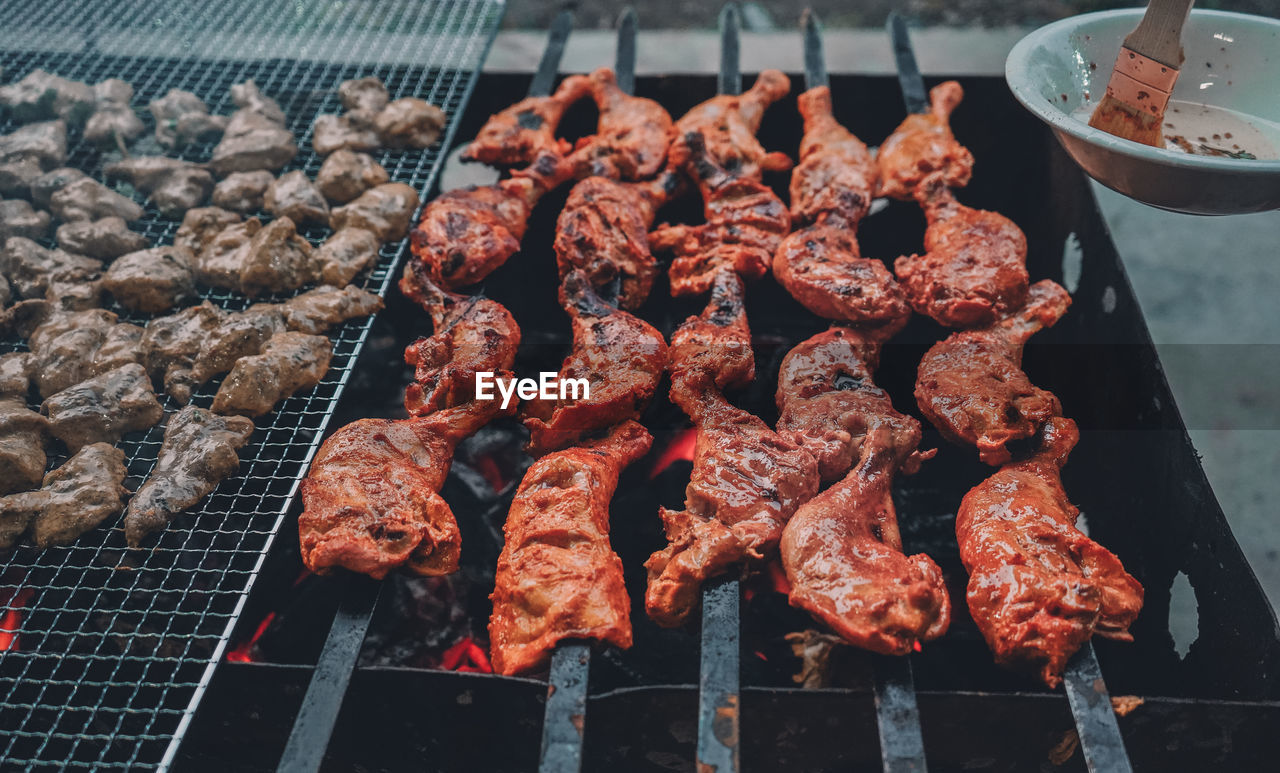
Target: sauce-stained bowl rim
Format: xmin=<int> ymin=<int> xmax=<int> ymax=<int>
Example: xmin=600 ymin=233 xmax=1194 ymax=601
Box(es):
xmin=1006 ymin=8 xmax=1280 ymax=175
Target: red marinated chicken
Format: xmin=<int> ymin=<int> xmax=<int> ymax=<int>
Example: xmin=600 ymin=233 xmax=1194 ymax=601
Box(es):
xmin=523 ymin=270 xmax=668 ymax=455
xmin=894 ymin=173 xmax=1030 ymax=328
xmin=916 ymin=280 xmax=1070 ymax=466
xmin=462 ymin=75 xmax=591 ymax=167
xmin=299 ymin=400 xmax=503 ymax=579
xmin=399 ymin=266 xmax=522 ymax=416
xmin=672 ymin=69 xmax=793 ymax=179
xmin=645 ymin=272 xmax=819 ymax=627
xmin=489 ymin=421 xmax=653 ymax=675
xmin=569 ymin=67 xmax=675 ymax=181
xmin=876 ymin=81 xmax=974 ymax=201
xmin=957 ymin=417 xmax=1143 ymax=687
xmin=789 ymin=86 xmax=877 ymax=226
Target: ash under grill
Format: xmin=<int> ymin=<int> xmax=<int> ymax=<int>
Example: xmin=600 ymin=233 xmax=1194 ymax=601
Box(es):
xmin=0 ymin=0 xmax=502 ymax=769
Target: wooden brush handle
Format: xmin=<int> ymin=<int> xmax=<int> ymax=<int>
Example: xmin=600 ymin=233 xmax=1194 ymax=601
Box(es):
xmin=1124 ymin=0 xmax=1195 ymax=69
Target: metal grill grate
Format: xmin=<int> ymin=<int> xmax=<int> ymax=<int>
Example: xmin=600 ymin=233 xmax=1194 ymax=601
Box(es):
xmin=0 ymin=1 xmax=504 ymax=769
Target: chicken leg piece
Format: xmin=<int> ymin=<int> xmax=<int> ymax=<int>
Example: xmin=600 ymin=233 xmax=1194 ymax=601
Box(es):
xmin=789 ymin=86 xmax=877 ymax=227
xmin=462 ymin=75 xmax=591 ymax=167
xmin=672 ymin=69 xmax=793 ymax=179
xmin=957 ymin=417 xmax=1143 ymax=687
xmin=489 ymin=420 xmax=653 ymax=675
xmin=569 ymin=68 xmax=675 ymax=181
xmin=875 ymin=81 xmax=974 ymax=201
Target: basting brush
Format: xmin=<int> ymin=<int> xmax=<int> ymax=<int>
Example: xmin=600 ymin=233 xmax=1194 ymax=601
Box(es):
xmin=1088 ymin=0 xmax=1194 ymax=147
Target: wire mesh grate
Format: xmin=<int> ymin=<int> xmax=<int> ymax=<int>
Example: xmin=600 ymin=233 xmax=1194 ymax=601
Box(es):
xmin=0 ymin=0 xmax=504 ymax=768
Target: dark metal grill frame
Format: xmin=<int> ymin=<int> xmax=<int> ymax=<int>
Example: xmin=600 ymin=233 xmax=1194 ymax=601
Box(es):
xmin=0 ymin=1 xmax=504 ymax=769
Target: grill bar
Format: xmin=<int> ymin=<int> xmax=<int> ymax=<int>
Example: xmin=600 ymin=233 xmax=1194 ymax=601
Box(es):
xmin=1064 ymin=643 xmax=1134 ymax=773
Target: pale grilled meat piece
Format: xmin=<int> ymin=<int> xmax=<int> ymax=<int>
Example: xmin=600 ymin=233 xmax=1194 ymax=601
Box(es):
xmin=0 ymin=200 xmax=52 ymax=241
xmin=1 ymin=237 xmax=102 ymax=307
xmin=55 ymin=216 xmax=148 ymax=260
xmin=0 ymin=443 xmax=127 ymax=551
xmin=0 ymin=121 xmax=68 ymax=169
xmin=275 ymin=284 xmax=384 ymax=335
xmin=102 ymin=246 xmax=196 ymax=313
xmin=211 ymin=170 xmax=273 ymax=213
xmin=0 ymin=157 xmax=42 ymax=198
xmin=315 ymin=227 xmax=379 ymax=287
xmin=26 ymin=307 xmax=142 ymax=398
xmin=42 ymin=363 xmax=163 ymax=451
xmin=211 ymin=331 xmax=332 ymax=417
xmin=148 ymin=89 xmax=227 ymax=149
xmin=84 ymin=79 xmax=144 ymax=146
xmin=264 ymin=170 xmax=329 ymax=226
xmin=374 ymin=98 xmax=445 ymax=149
xmin=30 ymin=167 xmax=86 ymax=208
xmin=0 ymin=71 xmax=93 ymax=124
xmin=209 ymin=82 xmax=296 ymax=175
xmin=104 ymin=156 xmax=213 ymax=217
xmin=193 ymin=218 xmax=258 ymax=289
xmin=124 ymin=406 xmax=254 ymax=547
xmin=338 ymin=77 xmax=389 ymax=113
xmin=0 ymin=395 xmax=49 ymax=496
xmin=231 ymin=80 xmax=286 ymax=123
xmin=329 ymin=182 xmax=419 ymax=242
xmin=140 ymin=301 xmax=284 ymax=403
xmin=316 ymin=149 xmax=388 ymax=204
xmin=49 ymin=177 xmax=143 ymax=222
xmin=238 ymin=216 xmax=319 ymax=296
xmin=0 ymin=352 xmax=33 ymax=397
xmin=175 ymin=206 xmax=241 ymax=256
xmin=312 ymin=112 xmax=380 ymax=156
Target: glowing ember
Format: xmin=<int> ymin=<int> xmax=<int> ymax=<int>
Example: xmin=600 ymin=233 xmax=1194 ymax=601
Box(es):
xmin=439 ymin=636 xmax=492 ymax=673
xmin=0 ymin=589 xmax=33 ymax=652
xmin=913 ymin=641 xmax=922 ymax=653
xmin=471 ymin=454 xmax=506 ymax=492
xmin=649 ymin=427 xmax=697 ymax=478
xmin=226 ymin=612 xmax=276 ymax=663
xmin=766 ymin=560 xmax=791 ymax=596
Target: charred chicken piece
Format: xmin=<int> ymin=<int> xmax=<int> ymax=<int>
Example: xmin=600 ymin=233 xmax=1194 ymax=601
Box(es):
xmin=523 ymin=270 xmax=668 ymax=455
xmin=264 ymin=170 xmax=329 ymax=226
xmin=0 ymin=394 xmax=49 ymax=497
xmin=463 ymin=75 xmax=591 ymax=167
xmin=315 ymin=227 xmax=379 ymax=287
xmin=26 ymin=307 xmax=142 ymax=398
xmin=329 ymin=182 xmax=419 ymax=243
xmin=42 ymin=363 xmax=163 ymax=451
xmin=84 ymin=79 xmax=144 ymax=147
xmin=894 ymin=173 xmax=1030 ymax=328
xmin=0 ymin=71 xmax=93 ymax=124
xmin=916 ymin=280 xmax=1070 ymax=466
xmin=958 ymin=417 xmax=1143 ymax=687
xmin=672 ymin=69 xmax=793 ymax=179
xmin=0 ymin=443 xmax=127 ymax=551
xmin=0 ymin=121 xmax=68 ymax=169
xmin=776 ymin=327 xmax=948 ymax=654
xmin=569 ymin=67 xmax=674 ymax=180
xmin=553 ymin=170 xmax=680 ymax=309
xmin=316 ymin=149 xmax=388 ymax=204
xmin=645 ymin=273 xmax=819 ymax=626
xmin=0 ymin=200 xmax=53 ymax=241
xmin=102 ymin=246 xmax=196 ymax=313
xmin=489 ymin=420 xmax=653 ymax=675
xmin=876 ymin=81 xmax=974 ymax=201
xmin=175 ymin=206 xmax=241 ymax=257
xmin=651 ymin=131 xmax=790 ymax=296
xmin=211 ymin=170 xmax=274 ymax=213
xmin=104 ymin=156 xmax=213 ymax=217
xmin=789 ymin=86 xmax=877 ymax=228
xmin=49 ymin=177 xmax=143 ymax=223
xmin=399 ymin=264 xmax=521 ymax=415
xmin=124 ymin=405 xmax=254 ymax=547
xmin=148 ymin=89 xmax=227 ymax=149
xmin=299 ymin=400 xmax=502 ymax=578
xmin=211 ymin=331 xmax=332 ymax=417
xmin=375 ymin=98 xmax=445 ymax=149
xmin=55 ymin=216 xmax=148 ymax=260
xmin=276 ymin=284 xmax=384 ymax=335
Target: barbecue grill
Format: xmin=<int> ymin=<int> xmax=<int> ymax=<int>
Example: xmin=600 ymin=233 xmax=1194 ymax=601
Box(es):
xmin=4 ymin=3 xmax=1280 ymax=772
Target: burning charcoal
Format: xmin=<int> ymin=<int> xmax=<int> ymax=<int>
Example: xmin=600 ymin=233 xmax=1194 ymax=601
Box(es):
xmin=230 ymin=80 xmax=286 ymax=124
xmin=0 ymin=157 xmax=43 ymax=198
xmin=55 ymin=216 xmax=148 ymax=260
xmin=375 ymin=98 xmax=446 ymax=149
xmin=277 ymin=284 xmax=384 ymax=335
xmin=211 ymin=331 xmax=332 ymax=417
xmin=30 ymin=166 xmax=87 ymax=208
xmin=315 ymin=227 xmax=380 ymax=287
xmin=212 ymin=170 xmax=273 ymax=213
xmin=239 ymin=216 xmax=319 ymax=296
xmin=0 ymin=70 xmax=94 ymax=124
xmin=27 ymin=307 xmax=143 ymax=398
xmin=149 ymin=89 xmax=227 ymax=149
xmin=264 ymin=171 xmax=329 ymax=226
xmin=316 ymin=149 xmax=388 ymax=204
xmin=0 ymin=199 xmax=52 ymax=241
xmin=103 ymin=156 xmax=213 ymax=217
xmin=339 ymin=77 xmax=389 ymax=113
xmin=102 ymin=246 xmax=196 ymax=313
xmin=84 ymin=79 xmax=145 ymax=146
xmin=194 ymin=218 xmax=259 ymax=290
xmin=329 ymin=183 xmax=419 ymax=242
xmin=0 ymin=237 xmax=101 ymax=302
xmin=175 ymin=205 xmax=241 ymax=256
xmin=0 ymin=121 xmax=68 ymax=169
xmin=312 ymin=112 xmax=380 ymax=155
xmin=49 ymin=177 xmax=144 ymax=222
xmin=0 ymin=352 xmax=32 ymax=397
xmin=0 ymin=395 xmax=48 ymax=497
xmin=124 ymin=405 xmax=254 ymax=547
xmin=41 ymin=363 xmax=163 ymax=451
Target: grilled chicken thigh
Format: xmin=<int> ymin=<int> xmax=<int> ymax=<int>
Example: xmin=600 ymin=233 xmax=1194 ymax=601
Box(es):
xmin=876 ymin=81 xmax=974 ymax=201
xmin=568 ymin=67 xmax=674 ymax=181
xmin=462 ymin=75 xmax=591 ymax=167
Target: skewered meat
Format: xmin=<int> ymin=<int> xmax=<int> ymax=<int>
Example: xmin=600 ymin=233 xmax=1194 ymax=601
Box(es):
xmin=49 ymin=177 xmax=143 ymax=222
xmin=124 ymin=405 xmax=254 ymax=547
xmin=84 ymin=79 xmax=144 ymax=146
xmin=315 ymin=227 xmax=379 ymax=287
xmin=553 ymin=170 xmax=680 ymax=309
xmin=0 ymin=443 xmax=127 ymax=551
xmin=140 ymin=301 xmax=283 ymax=403
xmin=489 ymin=420 xmax=652 ymax=675
xmin=0 ymin=71 xmax=93 ymax=124
xmin=338 ymin=77 xmax=389 ymax=113
xmin=876 ymin=81 xmax=974 ymax=201
xmin=374 ymin=98 xmax=445 ymax=149
xmin=26 ymin=307 xmax=142 ymax=398
xmin=175 ymin=206 xmax=241 ymax=256
xmin=30 ymin=167 xmax=86 ymax=209
xmin=523 ymin=270 xmax=667 ymax=455
xmin=275 ymin=284 xmax=384 ymax=335
xmin=55 ymin=216 xmax=148 ymax=259
xmin=42 ymin=363 xmax=163 ymax=451
xmin=645 ymin=273 xmax=818 ymax=626
xmin=409 ymin=152 xmax=573 ymax=288
xmin=0 ymin=200 xmax=52 ymax=241
xmin=568 ymin=67 xmax=674 ymax=180
xmin=672 ymin=69 xmax=793 ymax=179
xmin=211 ymin=331 xmax=332 ymax=417
xmin=650 ymin=131 xmax=790 ymax=296
xmin=104 ymin=156 xmax=213 ymax=217
xmin=193 ymin=217 xmax=259 ymax=289
xmin=916 ymin=280 xmax=1070 ymax=466
xmin=209 ymin=83 xmax=296 ymax=175
xmin=312 ymin=112 xmax=380 ymax=155
xmin=102 ymin=246 xmax=196 ymax=313
xmin=400 ymin=264 xmax=521 ymax=415
xmin=776 ymin=327 xmax=948 ymax=654
xmin=299 ymin=400 xmax=502 ymax=578
xmin=212 ymin=170 xmax=273 ymax=213
xmin=148 ymin=89 xmax=227 ymax=149
xmin=894 ymin=173 xmax=1030 ymax=328
xmin=0 ymin=157 xmax=42 ymax=198
xmin=239 ymin=216 xmax=318 ymax=296
xmin=957 ymin=417 xmax=1143 ymax=687
xmin=788 ymin=86 xmax=877 ymax=226
xmin=0 ymin=395 xmax=48 ymax=497
xmin=0 ymin=121 xmax=68 ymax=169
xmin=462 ymin=75 xmax=591 ymax=167
xmin=1 ymin=237 xmax=101 ymax=308
xmin=316 ymin=149 xmax=388 ymax=204
xmin=329 ymin=182 xmax=419 ymax=242
xmin=264 ymin=170 xmax=329 ymax=226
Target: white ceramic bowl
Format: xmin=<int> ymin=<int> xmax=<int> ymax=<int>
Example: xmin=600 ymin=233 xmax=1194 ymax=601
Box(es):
xmin=1006 ymin=9 xmax=1280 ymax=215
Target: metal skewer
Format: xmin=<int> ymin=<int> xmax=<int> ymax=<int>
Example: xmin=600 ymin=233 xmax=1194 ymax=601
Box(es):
xmin=886 ymin=12 xmax=929 ymax=116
